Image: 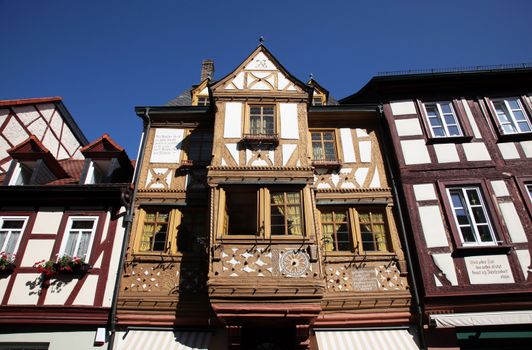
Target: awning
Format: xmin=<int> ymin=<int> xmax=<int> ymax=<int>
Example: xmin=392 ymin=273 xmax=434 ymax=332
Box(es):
xmin=116 ymin=330 xmax=212 ymax=350
xmin=315 ymin=329 xmax=419 ymax=350
xmin=430 ymin=310 xmax=532 ymax=328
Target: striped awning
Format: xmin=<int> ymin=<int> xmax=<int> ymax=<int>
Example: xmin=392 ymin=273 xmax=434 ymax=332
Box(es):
xmin=116 ymin=330 xmax=212 ymax=350
xmin=316 ymin=329 xmax=419 ymax=350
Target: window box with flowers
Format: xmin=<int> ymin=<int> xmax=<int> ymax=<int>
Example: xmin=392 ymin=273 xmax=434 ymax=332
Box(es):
xmin=33 ymin=255 xmax=90 ymax=278
xmin=0 ymin=252 xmax=16 ymax=274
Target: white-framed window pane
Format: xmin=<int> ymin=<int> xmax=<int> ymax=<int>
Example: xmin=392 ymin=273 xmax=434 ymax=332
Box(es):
xmin=492 ymin=98 xmax=532 ymax=134
xmin=424 ymin=102 xmax=463 ymax=137
xmin=62 ymin=218 xmax=97 ymax=259
xmin=527 ymin=184 xmax=532 ymax=200
xmin=0 ymin=218 xmax=27 ymax=254
xmin=448 ymin=187 xmax=496 ymax=245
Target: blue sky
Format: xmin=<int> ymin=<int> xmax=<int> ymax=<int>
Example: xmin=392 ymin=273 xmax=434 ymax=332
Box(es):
xmin=1 ymin=0 xmax=531 ymax=156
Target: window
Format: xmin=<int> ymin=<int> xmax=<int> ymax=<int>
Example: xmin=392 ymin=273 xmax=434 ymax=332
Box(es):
xmin=312 ymin=97 xmax=323 ymax=106
xmin=60 ymin=217 xmax=98 ymax=259
xmin=224 ymin=188 xmax=258 ymax=235
xmin=319 ymin=207 xmax=390 ymax=253
xmin=490 ymin=97 xmax=532 ymax=134
xmin=527 ymin=183 xmax=532 ymax=201
xmin=423 ymin=101 xmax=463 ymax=137
xmin=311 ymin=130 xmax=337 ymax=161
xmin=320 ymin=208 xmax=351 ymax=251
xmin=0 ymin=217 xmax=27 ymax=255
xmin=139 ymin=210 xmax=169 ymax=252
xmin=197 ymin=96 xmax=210 ymax=106
xmin=249 ymin=105 xmax=275 ymax=135
xmin=358 ymin=209 xmax=388 ymax=252
xmin=9 ymin=162 xmax=34 ymax=186
xmin=185 ymin=131 xmax=213 ymax=164
xmin=447 ymin=186 xmax=497 ymax=246
xmin=270 ymin=191 xmax=303 ymax=235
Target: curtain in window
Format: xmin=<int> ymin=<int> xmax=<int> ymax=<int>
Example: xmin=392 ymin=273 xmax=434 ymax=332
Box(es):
xmin=321 ymin=211 xmax=334 ymax=252
xmin=64 ymin=233 xmax=77 ymax=257
xmin=140 ymin=216 xmax=155 ymax=252
xmin=271 ymin=192 xmax=302 ymax=235
xmin=359 ymin=212 xmax=387 ymax=252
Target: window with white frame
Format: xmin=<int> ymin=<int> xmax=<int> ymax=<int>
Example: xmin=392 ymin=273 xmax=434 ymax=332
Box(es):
xmin=447 ymin=187 xmax=497 ymax=245
xmin=491 ymin=97 xmax=532 ymax=134
xmin=60 ymin=217 xmax=98 ymax=260
xmin=423 ymin=101 xmax=463 ymax=137
xmin=526 ymin=183 xmax=532 ymax=201
xmin=0 ymin=217 xmax=27 ymax=255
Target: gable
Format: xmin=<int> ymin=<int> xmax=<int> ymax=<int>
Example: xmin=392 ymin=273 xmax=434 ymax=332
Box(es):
xmin=212 ymin=46 xmax=309 ymax=95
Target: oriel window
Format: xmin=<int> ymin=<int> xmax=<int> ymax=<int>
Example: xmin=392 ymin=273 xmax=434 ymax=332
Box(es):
xmin=320 ymin=208 xmax=351 ymax=251
xmin=270 ymin=191 xmax=303 ymax=235
xmin=358 ymin=209 xmax=388 ymax=252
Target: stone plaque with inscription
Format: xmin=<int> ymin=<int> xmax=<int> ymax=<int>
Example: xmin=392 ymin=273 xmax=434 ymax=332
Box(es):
xmin=352 ymin=268 xmax=379 ymax=291
xmin=150 ymin=128 xmax=184 ymax=163
xmin=465 ymin=255 xmax=515 ymax=284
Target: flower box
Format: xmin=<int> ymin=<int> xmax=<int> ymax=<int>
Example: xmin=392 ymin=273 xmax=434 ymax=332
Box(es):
xmin=34 ymin=255 xmax=91 ymax=278
xmin=0 ymin=252 xmax=16 ymax=275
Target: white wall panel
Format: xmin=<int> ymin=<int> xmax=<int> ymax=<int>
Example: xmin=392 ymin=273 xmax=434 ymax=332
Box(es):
xmin=497 ymin=143 xmax=520 ymax=159
xmin=490 ymin=180 xmax=509 ymax=197
xmin=223 ymin=102 xmax=242 ymax=138
xmin=516 ymin=249 xmax=531 ymax=279
xmin=413 ymin=184 xmax=437 ymax=201
xmin=32 ymin=208 xmax=63 ymax=234
xmin=461 ymin=98 xmax=482 ymax=139
xmin=519 ymin=140 xmax=532 ymax=158
xmin=390 ymin=101 xmax=416 ymax=115
xmin=431 ymin=253 xmax=458 ymax=285
xmin=498 ymin=202 xmax=527 ymax=243
xmin=434 ymin=144 xmax=459 ymax=163
xmin=21 ymin=240 xmax=55 ymax=267
xmin=44 ymin=277 xmax=79 ymax=305
xmin=279 ymin=103 xmax=299 ymax=139
xmin=73 ymin=275 xmax=98 ymax=306
xmin=150 ymin=128 xmax=184 ymax=163
xmin=340 ymin=128 xmax=356 ymax=163
xmin=419 ymin=206 xmax=449 ymax=248
xmin=463 ymin=143 xmax=491 ymax=161
xmin=395 ymin=119 xmax=423 ymax=136
xmin=359 ymin=141 xmax=371 ymax=162
xmin=9 ymin=273 xmax=41 ymax=304
xmin=282 ymin=144 xmax=296 ymax=166
xmin=400 ymin=140 xmax=431 ymax=164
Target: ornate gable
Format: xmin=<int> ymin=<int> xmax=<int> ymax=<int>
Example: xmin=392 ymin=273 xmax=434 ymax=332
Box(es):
xmin=211 ymin=45 xmax=310 ymax=96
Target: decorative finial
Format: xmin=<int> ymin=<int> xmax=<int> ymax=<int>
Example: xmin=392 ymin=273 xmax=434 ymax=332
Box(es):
xmin=309 ymin=73 xmax=314 ymax=80
xmin=259 ymin=36 xmax=265 ymax=44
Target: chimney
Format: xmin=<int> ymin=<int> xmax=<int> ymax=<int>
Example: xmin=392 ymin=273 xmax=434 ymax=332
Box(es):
xmin=200 ymin=59 xmax=215 ymax=82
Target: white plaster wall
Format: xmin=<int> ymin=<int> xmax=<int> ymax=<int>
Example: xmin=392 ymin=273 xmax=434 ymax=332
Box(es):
xmin=498 ymin=202 xmax=527 ymax=243
xmin=358 ymin=141 xmax=371 ymax=162
xmin=232 ymin=72 xmax=245 ymax=89
xmin=38 ymin=103 xmax=55 ymax=121
xmin=497 ymin=143 xmax=520 ymax=159
xmin=461 ymin=98 xmax=482 ymax=139
xmin=244 ymin=52 xmax=276 ymax=70
xmin=282 ymin=144 xmax=296 ymax=166
xmin=0 ymin=275 xmax=12 ymax=301
xmin=520 ymin=140 xmax=532 ymax=158
xmin=490 ymin=180 xmax=509 ymax=197
xmin=21 ymin=239 xmax=55 ymax=267
xmin=102 ymin=210 xmax=125 ymax=307
xmin=223 ymin=102 xmax=242 ymax=138
xmin=279 ymin=103 xmax=299 ymax=139
xmin=0 ymin=136 xmax=10 ymax=159
xmin=340 ymin=128 xmax=356 ymax=163
xmin=390 ymin=101 xmax=416 ymax=116
xmin=32 ymin=208 xmax=63 ymax=234
xmin=395 ymin=119 xmax=423 ymax=136
xmin=73 ymin=275 xmax=98 ymax=305
xmin=515 ymin=249 xmax=531 ymax=279
xmin=464 ymin=255 xmax=514 ymax=284
xmin=44 ymin=277 xmax=79 ymax=305
xmin=226 ymin=143 xmax=239 ymax=165
xmin=413 ymin=184 xmax=437 ymax=201
xmin=14 ymin=106 xmax=40 ymax=125
xmin=354 ymin=168 xmax=369 ymax=185
xmin=431 ymin=253 xmax=458 ymax=285
xmin=434 ymin=144 xmax=459 ymax=163
xmin=369 ymin=171 xmax=381 ymax=188
xmin=150 ymin=129 xmax=184 ymax=163
xmin=9 ymin=273 xmax=42 ymax=304
xmin=60 ymin=125 xmax=83 ymax=159
xmin=4 ymin=118 xmax=28 ymax=146
xmin=0 ymin=331 xmax=101 ymax=350
xmin=43 ymin=129 xmax=60 ymax=157
xmin=356 ymin=128 xmax=369 ymax=137
xmin=463 ymin=143 xmax=491 ymax=161
xmin=400 ymin=140 xmax=431 ymax=164
xmin=418 ymin=206 xmax=449 ymax=248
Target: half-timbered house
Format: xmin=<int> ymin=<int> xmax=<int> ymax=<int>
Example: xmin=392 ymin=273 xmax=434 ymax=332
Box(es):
xmin=342 ymin=66 xmax=532 ymax=349
xmin=115 ymin=44 xmax=419 ymax=350
xmin=0 ymin=128 xmax=133 ymax=349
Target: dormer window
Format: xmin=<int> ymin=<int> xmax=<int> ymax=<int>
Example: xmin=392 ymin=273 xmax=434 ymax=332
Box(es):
xmin=84 ymin=160 xmax=111 ymax=184
xmin=312 ymin=97 xmax=323 ymax=106
xmin=9 ymin=162 xmax=35 ymax=185
xmin=197 ymin=96 xmax=210 ymax=106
